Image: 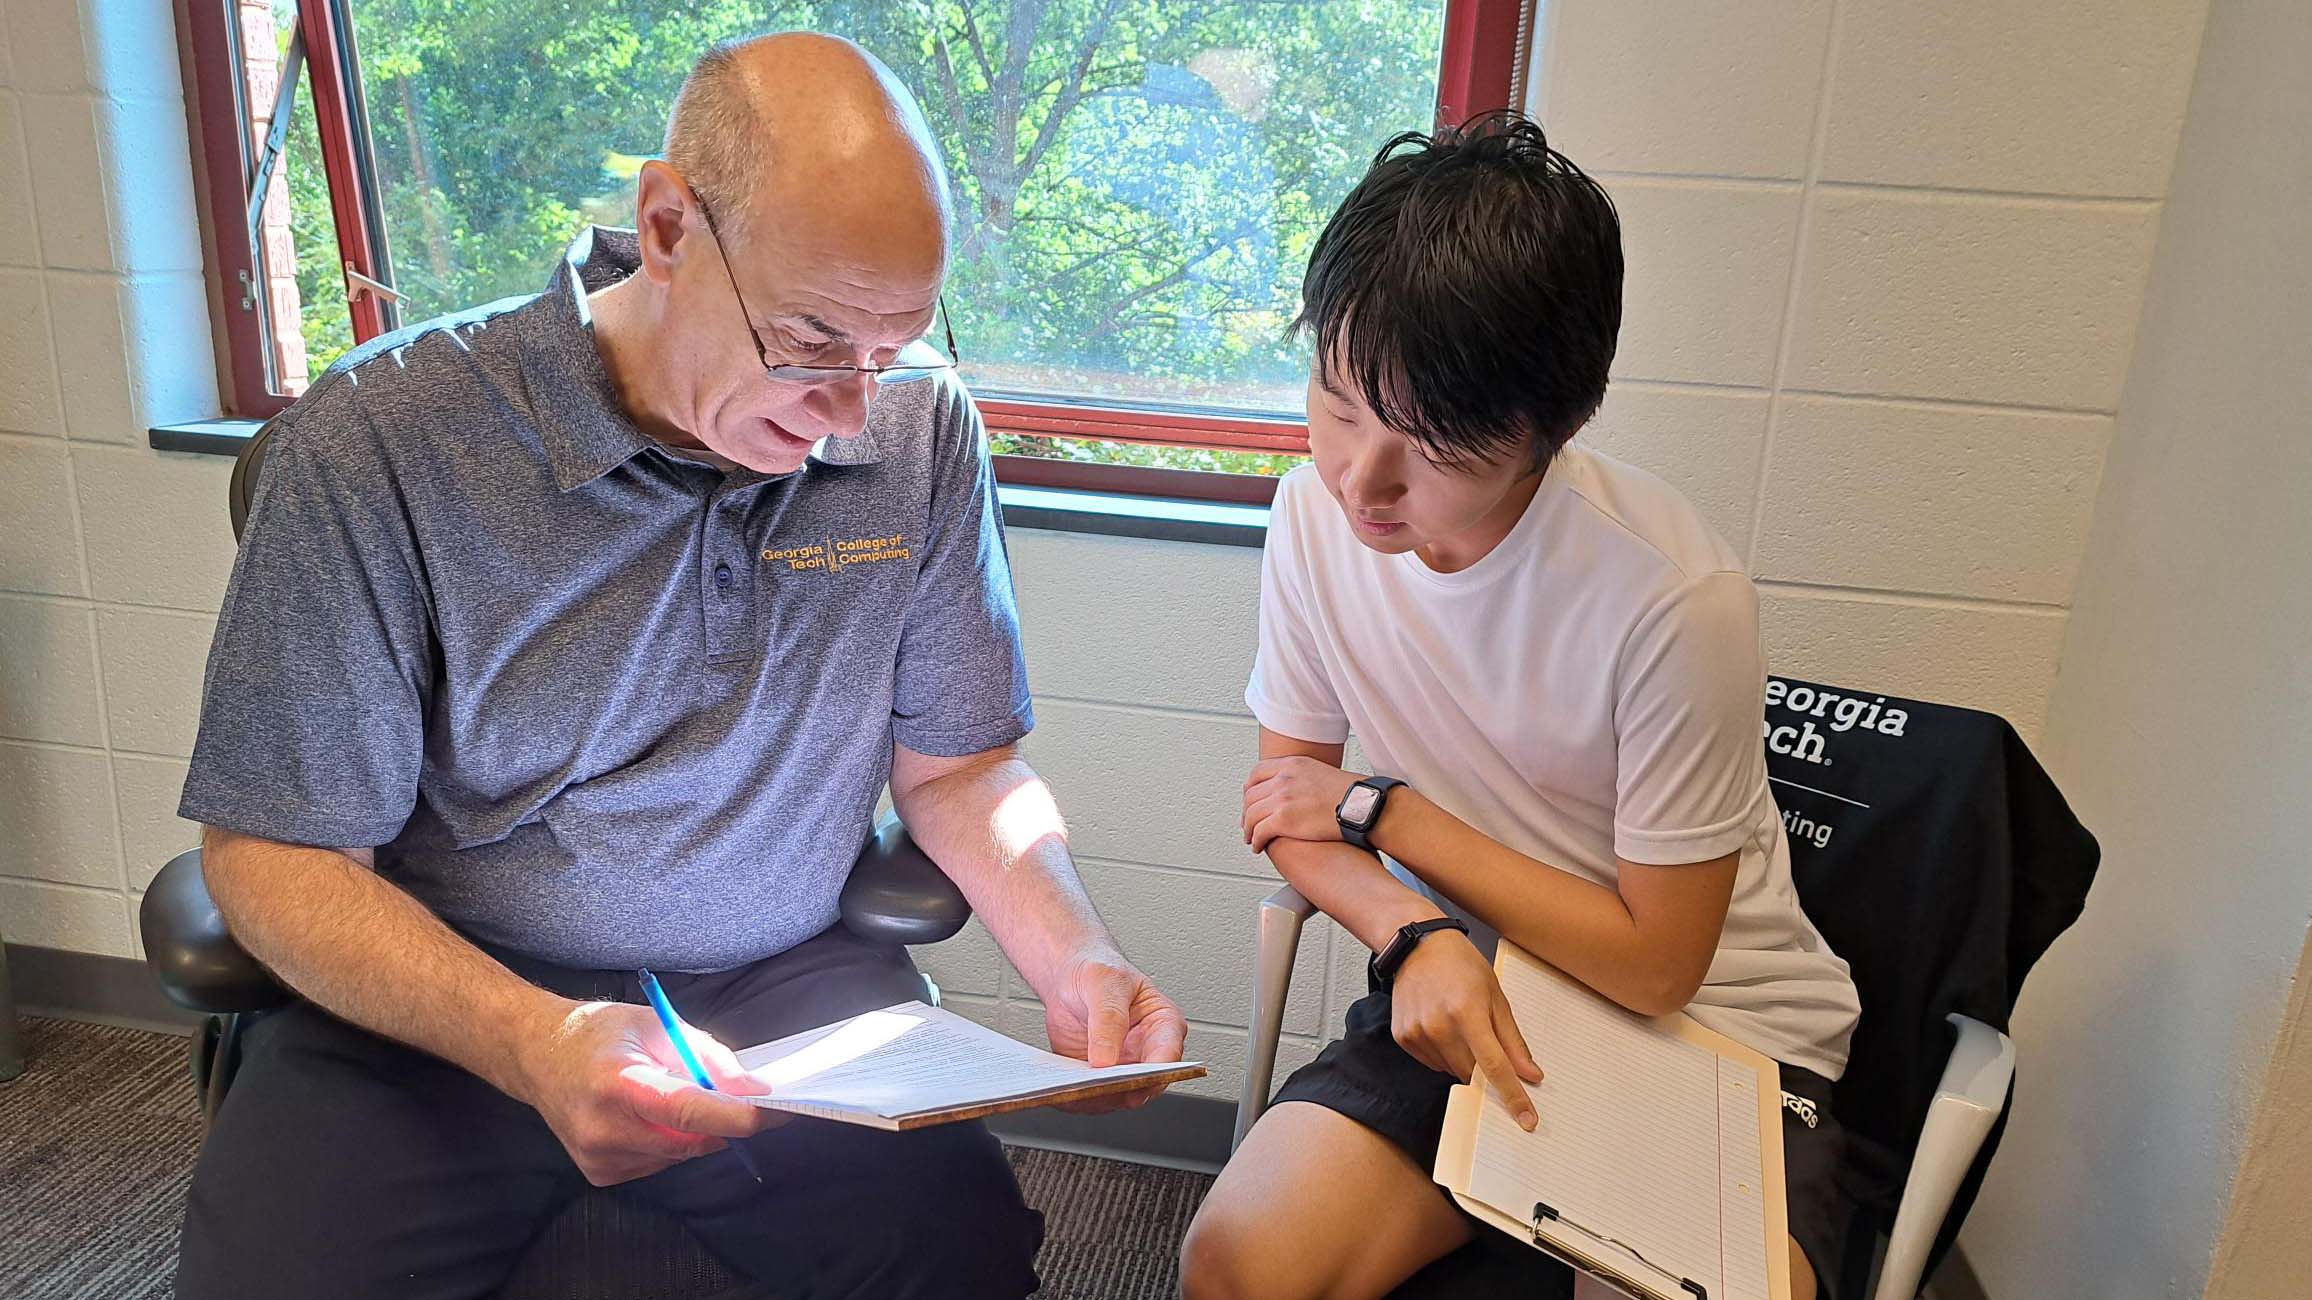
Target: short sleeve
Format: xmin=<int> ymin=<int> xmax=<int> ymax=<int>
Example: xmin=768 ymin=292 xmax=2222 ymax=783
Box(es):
xmin=1612 ymin=570 xmax=1770 ymax=864
xmin=177 ymin=402 xmax=435 ymax=849
xmin=890 ymin=382 xmax=1034 ymax=757
xmin=1244 ymin=477 xmax=1349 ymax=744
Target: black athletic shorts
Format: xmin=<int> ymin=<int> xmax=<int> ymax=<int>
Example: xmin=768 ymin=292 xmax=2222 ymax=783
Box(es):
xmin=1272 ymin=983 xmax=1852 ymax=1299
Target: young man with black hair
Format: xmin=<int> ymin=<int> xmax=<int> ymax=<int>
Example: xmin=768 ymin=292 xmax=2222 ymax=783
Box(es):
xmin=1181 ymin=115 xmax=1861 ymax=1300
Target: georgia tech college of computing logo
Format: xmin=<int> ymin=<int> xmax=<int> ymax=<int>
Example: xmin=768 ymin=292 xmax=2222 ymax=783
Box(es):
xmin=1761 ymin=679 xmax=1909 ymax=768
xmin=761 ymin=533 xmax=913 ymax=573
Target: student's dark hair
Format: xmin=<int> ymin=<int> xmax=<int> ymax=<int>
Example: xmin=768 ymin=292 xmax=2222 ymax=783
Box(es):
xmin=1293 ymin=111 xmax=1622 ymax=473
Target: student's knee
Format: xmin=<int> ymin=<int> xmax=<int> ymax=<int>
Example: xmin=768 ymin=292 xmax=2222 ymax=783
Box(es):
xmin=1180 ymin=1200 xmax=1307 ymax=1300
xmin=1178 ymin=1208 xmax=1251 ymax=1300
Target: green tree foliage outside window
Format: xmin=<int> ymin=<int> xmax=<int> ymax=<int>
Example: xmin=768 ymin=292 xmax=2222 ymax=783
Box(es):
xmin=281 ymin=0 xmax=1446 ymax=475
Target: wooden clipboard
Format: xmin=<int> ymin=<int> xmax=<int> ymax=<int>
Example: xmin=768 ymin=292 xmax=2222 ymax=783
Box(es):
xmin=1430 ymin=949 xmax=1793 ymax=1300
xmin=753 ymin=1062 xmax=1207 ymax=1130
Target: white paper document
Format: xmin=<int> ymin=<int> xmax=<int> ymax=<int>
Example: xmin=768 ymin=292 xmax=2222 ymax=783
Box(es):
xmin=732 ymin=1001 xmax=1202 ymax=1130
xmin=1464 ymin=949 xmax=1776 ymax=1300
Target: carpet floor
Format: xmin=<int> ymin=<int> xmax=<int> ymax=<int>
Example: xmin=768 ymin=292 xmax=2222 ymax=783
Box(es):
xmin=0 ymin=1016 xmax=1213 ymax=1300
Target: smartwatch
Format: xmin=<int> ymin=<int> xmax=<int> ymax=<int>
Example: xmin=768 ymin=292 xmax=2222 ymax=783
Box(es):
xmin=1335 ymin=775 xmax=1404 ymax=851
xmin=1370 ymin=917 xmax=1471 ymax=989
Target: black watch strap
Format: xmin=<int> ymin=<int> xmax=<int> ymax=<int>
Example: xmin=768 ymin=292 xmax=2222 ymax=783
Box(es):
xmin=1369 ymin=916 xmax=1471 ymax=989
xmin=1336 ymin=775 xmax=1405 ymax=851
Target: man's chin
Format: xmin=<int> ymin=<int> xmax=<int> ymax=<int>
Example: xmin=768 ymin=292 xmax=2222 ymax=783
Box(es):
xmin=737 ymin=448 xmax=813 ymax=475
xmin=726 ymin=423 xmax=818 ymax=474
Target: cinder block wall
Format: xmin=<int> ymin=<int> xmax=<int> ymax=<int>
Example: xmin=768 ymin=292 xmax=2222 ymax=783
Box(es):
xmin=1 ymin=1 xmax=2213 ymax=1106
xmin=1529 ymin=0 xmax=2206 ymax=739
xmin=1 ymin=0 xmax=233 ymax=962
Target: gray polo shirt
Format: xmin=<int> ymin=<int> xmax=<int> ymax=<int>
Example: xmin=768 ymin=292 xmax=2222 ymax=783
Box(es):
xmin=180 ymin=227 xmax=1033 ymax=972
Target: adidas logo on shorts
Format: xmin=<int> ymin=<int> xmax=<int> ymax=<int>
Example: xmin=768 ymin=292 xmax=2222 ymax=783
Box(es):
xmin=1781 ymin=1092 xmax=1820 ymax=1129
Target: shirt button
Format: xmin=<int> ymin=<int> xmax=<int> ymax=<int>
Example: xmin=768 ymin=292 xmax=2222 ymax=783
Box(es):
xmin=714 ymin=563 xmax=733 ymax=589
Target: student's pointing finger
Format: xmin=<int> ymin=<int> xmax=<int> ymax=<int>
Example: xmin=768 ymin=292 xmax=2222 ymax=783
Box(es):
xmin=1492 ymin=996 xmax=1543 ymax=1085
xmin=1473 ymin=1032 xmax=1538 ymax=1131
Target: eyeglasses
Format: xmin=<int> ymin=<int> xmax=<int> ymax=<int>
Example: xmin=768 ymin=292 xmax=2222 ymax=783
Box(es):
xmin=691 ymin=188 xmax=958 ymax=387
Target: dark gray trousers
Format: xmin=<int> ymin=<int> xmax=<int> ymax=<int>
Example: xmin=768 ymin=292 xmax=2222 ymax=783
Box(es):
xmin=175 ymin=925 xmax=1044 ymax=1299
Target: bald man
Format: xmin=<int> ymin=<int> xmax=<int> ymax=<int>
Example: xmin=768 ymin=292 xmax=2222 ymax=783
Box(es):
xmin=172 ymin=34 xmax=1185 ymax=1300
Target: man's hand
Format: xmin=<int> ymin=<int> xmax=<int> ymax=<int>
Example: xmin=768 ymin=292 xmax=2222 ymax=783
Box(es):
xmin=1389 ymin=930 xmax=1544 ymax=1131
xmin=514 ymin=1000 xmax=781 ymax=1186
xmin=889 ymin=742 xmax=1189 ymax=1113
xmin=1040 ymin=951 xmax=1189 ymax=1114
xmin=1242 ymin=755 xmax=1363 ymax=854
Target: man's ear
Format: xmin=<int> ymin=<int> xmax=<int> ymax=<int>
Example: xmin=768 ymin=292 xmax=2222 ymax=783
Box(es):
xmin=633 ymin=160 xmax=694 ymax=288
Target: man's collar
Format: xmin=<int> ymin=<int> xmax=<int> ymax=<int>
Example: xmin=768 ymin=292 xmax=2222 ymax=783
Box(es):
xmin=521 ymin=227 xmax=885 ymax=492
xmin=809 ymin=428 xmax=885 ymax=467
xmin=523 ymin=227 xmax=657 ymax=492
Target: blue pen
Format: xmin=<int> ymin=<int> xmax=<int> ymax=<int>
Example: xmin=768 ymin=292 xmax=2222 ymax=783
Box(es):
xmin=637 ymin=968 xmax=766 ymax=1183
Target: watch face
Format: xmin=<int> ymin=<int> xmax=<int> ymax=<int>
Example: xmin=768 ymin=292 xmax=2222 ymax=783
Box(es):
xmin=1340 ymin=784 xmax=1381 ymax=827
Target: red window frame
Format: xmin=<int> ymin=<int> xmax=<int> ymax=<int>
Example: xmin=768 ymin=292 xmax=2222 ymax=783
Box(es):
xmin=177 ymin=0 xmax=1531 ymax=498
xmin=181 ymin=0 xmax=394 ymax=419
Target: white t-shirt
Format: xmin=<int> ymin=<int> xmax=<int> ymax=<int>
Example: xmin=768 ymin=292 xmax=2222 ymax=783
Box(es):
xmin=1246 ymin=447 xmax=1859 ymax=1079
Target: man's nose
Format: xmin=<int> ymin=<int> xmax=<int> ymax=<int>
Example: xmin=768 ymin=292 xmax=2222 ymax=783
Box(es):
xmin=798 ymin=372 xmax=876 ymax=439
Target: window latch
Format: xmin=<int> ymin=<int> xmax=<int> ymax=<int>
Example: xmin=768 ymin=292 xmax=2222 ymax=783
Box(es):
xmin=343 ymin=263 xmax=405 ymax=306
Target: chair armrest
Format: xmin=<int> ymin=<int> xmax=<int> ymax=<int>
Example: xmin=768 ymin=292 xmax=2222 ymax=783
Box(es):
xmin=1233 ymin=884 xmax=1318 ymax=1151
xmin=838 ymin=816 xmax=971 ymax=947
xmin=1870 ymin=1013 xmax=2015 ymax=1300
xmin=145 ymin=821 xmax=967 ymax=1012
xmin=139 ymin=848 xmax=293 ymax=1015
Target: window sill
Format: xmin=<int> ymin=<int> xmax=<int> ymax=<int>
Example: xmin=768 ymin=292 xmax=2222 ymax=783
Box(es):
xmin=149 ymin=421 xmax=1269 ymax=548
xmin=998 ymin=484 xmax=1266 ymax=548
xmin=151 ymin=418 xmax=266 ymax=457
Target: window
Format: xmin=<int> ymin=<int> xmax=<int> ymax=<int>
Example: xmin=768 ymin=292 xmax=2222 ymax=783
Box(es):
xmin=181 ymin=1 xmax=1529 ymax=497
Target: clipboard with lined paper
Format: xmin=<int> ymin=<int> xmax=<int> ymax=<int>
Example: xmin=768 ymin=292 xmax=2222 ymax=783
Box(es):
xmin=1433 ymin=942 xmax=1791 ymax=1300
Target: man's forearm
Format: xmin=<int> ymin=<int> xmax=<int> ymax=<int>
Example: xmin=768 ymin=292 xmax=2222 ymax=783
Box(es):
xmin=889 ymin=754 xmax=1114 ymax=994
xmin=199 ymin=826 xmax=571 ymax=1101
